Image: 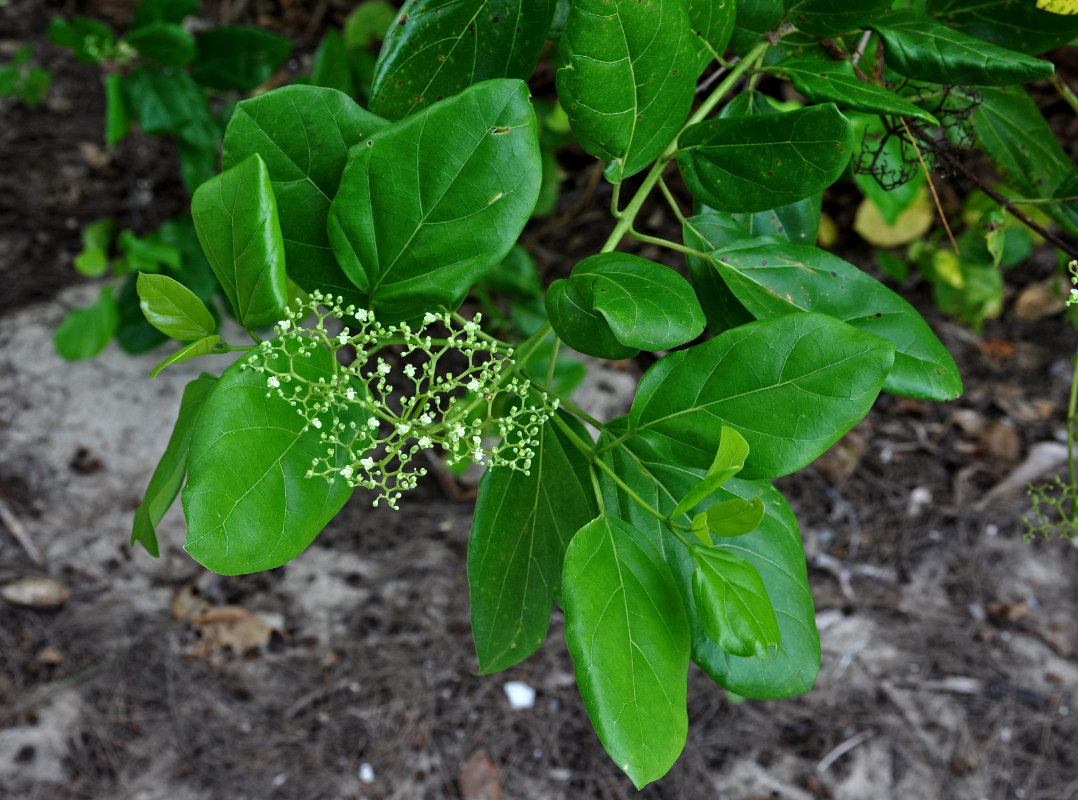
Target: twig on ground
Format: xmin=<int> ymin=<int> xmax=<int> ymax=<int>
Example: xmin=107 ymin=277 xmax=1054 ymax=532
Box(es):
xmin=816 ymin=729 xmax=876 ymax=773
xmin=0 ymin=494 xmax=43 ymax=565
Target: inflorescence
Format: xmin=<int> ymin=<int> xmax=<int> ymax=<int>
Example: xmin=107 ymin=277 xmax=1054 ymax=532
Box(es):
xmin=242 ymin=291 xmax=558 ymax=509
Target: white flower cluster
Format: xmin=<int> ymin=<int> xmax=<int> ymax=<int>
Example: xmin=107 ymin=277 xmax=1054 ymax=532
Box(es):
xmin=243 ymin=291 xmax=558 ymax=509
xmin=1067 ymin=261 xmax=1078 ymax=307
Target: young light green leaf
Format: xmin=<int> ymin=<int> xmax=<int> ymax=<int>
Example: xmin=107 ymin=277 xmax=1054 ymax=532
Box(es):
xmin=182 ymin=345 xmax=365 ymax=574
xmin=104 ymin=73 xmax=131 ymax=148
xmin=703 ymin=496 xmax=765 ymax=538
xmin=973 ymin=86 xmax=1078 ymax=236
xmin=328 ymin=79 xmax=540 ymax=321
xmin=784 ymin=0 xmax=892 ymax=36
xmin=148 ymin=335 xmax=223 ymax=379
xmin=371 ymin=0 xmax=556 ymax=120
xmin=54 ymin=287 xmax=119 ymax=361
xmin=599 ymin=430 xmax=821 ymax=698
xmin=192 ymin=153 xmax=288 ymax=329
xmin=776 ymin=56 xmax=940 ymax=126
xmin=708 ymin=241 xmax=962 ymax=401
xmin=223 ymin=85 xmax=389 ymax=308
xmin=677 ymin=104 xmax=853 ymax=214
xmin=562 ymin=515 xmax=690 ymax=789
xmin=627 ymin=313 xmax=894 ymax=479
xmin=692 ymin=546 xmax=780 ymax=658
xmin=556 ymin=0 xmax=698 ymax=181
xmin=189 ymin=26 xmax=292 ymax=92
xmin=469 ymin=413 xmax=598 ymax=674
xmin=132 ymin=373 xmax=217 ymax=557
xmin=136 ymin=272 xmax=216 ymax=341
xmin=928 ymin=0 xmax=1078 ymax=55
xmin=547 ymin=253 xmax=705 ymax=357
xmin=867 ymin=10 xmax=1053 ymax=85
xmin=671 ymin=425 xmax=750 ymax=518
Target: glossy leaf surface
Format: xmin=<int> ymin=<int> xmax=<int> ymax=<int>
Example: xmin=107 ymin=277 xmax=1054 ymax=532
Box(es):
xmin=132 ymin=374 xmax=216 ymax=557
xmin=776 ymin=56 xmax=939 ymax=125
xmin=328 ymin=79 xmax=540 ymax=321
xmin=671 ymin=425 xmax=749 ymax=518
xmin=627 ymin=313 xmax=894 ymax=479
xmin=677 ymin=104 xmax=853 ymax=214
xmin=469 ymin=414 xmax=598 ymax=673
xmin=371 ymin=0 xmax=556 ymax=120
xmin=868 ymin=10 xmax=1053 ymax=85
xmin=928 ymin=0 xmax=1078 ymax=55
xmin=784 ymin=0 xmax=891 ymax=35
xmin=709 ymin=241 xmax=962 ymax=400
xmin=684 ymin=0 xmax=737 ymax=75
xmin=556 ymin=0 xmax=698 ymax=181
xmin=192 ymin=153 xmax=288 ymax=329
xmin=136 ymin=272 xmax=216 ymax=341
xmin=701 ymin=496 xmax=766 ymax=539
xmin=692 ymin=546 xmax=780 ymax=657
xmin=562 ymin=515 xmax=690 ymax=789
xmin=223 ymin=86 xmax=389 ymax=306
xmin=182 ymin=346 xmax=364 ymax=574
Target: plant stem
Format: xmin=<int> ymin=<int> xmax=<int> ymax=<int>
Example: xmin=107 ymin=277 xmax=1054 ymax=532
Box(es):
xmin=657 ymin=176 xmax=687 ymax=224
xmin=1068 ymin=342 xmax=1078 ymax=520
xmin=545 ymin=336 xmax=560 ymax=389
xmin=628 ymin=229 xmax=710 ymax=259
xmin=1052 ymin=73 xmax=1078 ymax=117
xmin=600 ymin=40 xmax=770 ymax=255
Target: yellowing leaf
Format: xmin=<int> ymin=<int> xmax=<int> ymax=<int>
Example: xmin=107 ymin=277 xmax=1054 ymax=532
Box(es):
xmin=1038 ymin=0 xmax=1078 ymax=16
xmin=854 ymin=189 xmax=933 ymax=247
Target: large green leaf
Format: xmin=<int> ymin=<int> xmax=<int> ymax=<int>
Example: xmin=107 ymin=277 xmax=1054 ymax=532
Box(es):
xmin=191 ymin=153 xmax=288 ymax=329
xmin=928 ymin=0 xmax=1078 ymax=55
xmin=709 ymin=241 xmax=962 ymax=401
xmin=556 ymin=0 xmax=698 ymax=181
xmin=328 ymin=79 xmax=540 ymax=321
xmin=684 ymin=0 xmax=737 ymax=75
xmin=223 ymin=86 xmax=389 ymax=307
xmin=562 ymin=515 xmax=690 ymax=789
xmin=867 ymin=10 xmax=1053 ymax=86
xmin=600 ymin=428 xmax=820 ymax=698
xmin=677 ymin=104 xmax=853 ymax=214
xmin=182 ymin=346 xmax=363 ymax=574
xmin=546 ymin=253 xmax=705 ymax=357
xmin=784 ymin=0 xmax=892 ymax=35
xmin=973 ymin=86 xmax=1078 ymax=236
xmin=189 ymin=26 xmax=291 ymax=92
xmin=626 ymin=313 xmax=894 ymax=479
xmin=371 ymin=0 xmax=556 ymax=120
xmin=776 ymin=56 xmax=940 ymax=125
xmin=468 ymin=413 xmax=598 ymax=673
xmin=684 ymin=214 xmax=757 ymax=334
xmin=692 ymin=547 xmax=780 ymax=658
xmin=729 ymin=0 xmax=784 ymax=53
xmin=132 ymin=374 xmax=217 ymax=557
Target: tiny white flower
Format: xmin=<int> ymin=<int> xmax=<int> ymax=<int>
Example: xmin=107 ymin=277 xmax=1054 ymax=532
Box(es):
xmin=267 ymin=376 xmax=280 ymax=389
xmin=419 ymin=413 xmax=432 ymax=426
xmin=355 ymin=308 xmax=370 ymax=322
xmin=311 ymin=417 xmax=322 ymax=429
xmin=338 ymin=332 xmax=349 ymax=344
xmin=417 ymin=436 xmax=433 ymax=449
xmin=452 ymin=423 xmax=467 ymax=439
xmin=467 ymin=379 xmax=480 ymax=392
xmin=361 ymin=457 xmax=375 ymax=470
xmin=422 ymin=311 xmax=439 ymax=326
xmin=377 ymin=360 xmax=391 ymax=376
xmin=367 ymin=417 xmax=380 ymax=429
xmin=403 ymin=364 xmax=416 ymax=379
xmin=396 ymin=423 xmax=411 ymax=435
xmin=277 ymin=319 xmax=291 ymax=331
xmin=345 ymin=387 xmax=356 ymax=401
xmin=340 ymin=465 xmax=354 ymax=480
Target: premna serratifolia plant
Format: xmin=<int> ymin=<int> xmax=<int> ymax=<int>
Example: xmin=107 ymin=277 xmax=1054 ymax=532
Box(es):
xmin=125 ymin=0 xmax=1078 ymax=787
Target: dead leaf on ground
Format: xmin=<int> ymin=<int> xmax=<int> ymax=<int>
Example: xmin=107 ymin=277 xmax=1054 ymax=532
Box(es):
xmin=979 ymin=420 xmax=1022 ymax=462
xmin=172 ymin=585 xmax=284 ymax=660
xmin=814 ymin=429 xmax=867 ymax=486
xmin=1 ymin=576 xmax=71 ymax=609
xmin=1013 ymin=278 xmax=1066 ymax=322
xmin=459 ymin=750 xmax=502 ymax=800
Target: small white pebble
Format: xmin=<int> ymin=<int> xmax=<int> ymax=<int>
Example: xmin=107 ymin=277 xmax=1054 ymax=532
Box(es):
xmin=359 ymin=763 xmax=375 ymax=783
xmin=504 ymin=681 xmax=536 ymax=709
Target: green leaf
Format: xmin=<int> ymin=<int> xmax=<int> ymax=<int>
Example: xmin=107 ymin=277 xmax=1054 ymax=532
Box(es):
xmin=684 ymin=0 xmax=737 ymax=75
xmin=104 ymin=73 xmax=132 ymax=148
xmin=190 ymin=26 xmax=291 ymax=92
xmin=677 ymin=104 xmax=853 ymax=214
xmin=701 ymin=495 xmax=766 ymax=538
xmin=48 ymin=17 xmax=117 ymax=63
xmin=54 ymin=287 xmax=119 ymax=361
xmin=149 ymin=335 xmax=223 ymax=378
xmin=468 ymin=413 xmax=598 ymax=673
xmin=478 ymin=244 xmax=543 ymax=297
xmin=729 ymin=0 xmax=784 ymax=54
xmin=123 ymin=66 xmax=211 ymax=137
xmin=545 ymin=278 xmax=638 ymax=360
xmin=132 ymin=373 xmax=216 ymax=557
xmin=627 ymin=313 xmax=894 ymax=479
xmin=74 ymin=218 xmax=115 ymax=277
xmin=927 ymin=0 xmax=1078 ymax=56
xmin=973 ymin=86 xmax=1078 ymax=235
xmin=328 ymin=79 xmax=541 ymax=321
xmin=132 ymin=0 xmax=200 ymax=28
xmin=599 ymin=430 xmax=820 ymax=698
xmin=556 ymin=0 xmax=698 ymax=181
xmin=136 ymin=272 xmax=217 ymax=341
xmin=776 ymin=56 xmax=940 ymax=126
xmin=709 ymin=241 xmax=962 ymax=401
xmin=126 ymin=22 xmax=197 ymax=67
xmin=182 ymin=345 xmax=364 ymax=574
xmin=118 ymin=229 xmax=183 ymax=275
xmin=546 ymin=253 xmax=705 ymax=357
xmin=191 ymin=153 xmax=288 ymax=329
xmin=683 ymin=214 xmax=756 ymax=334
xmin=116 ymin=272 xmax=170 ymax=354
xmin=692 ymin=547 xmax=780 ymax=657
xmin=850 ymin=113 xmax=927 ymax=226
xmin=671 ymin=425 xmax=749 ymax=518
xmin=223 ymin=85 xmax=389 ymax=308
xmin=867 ymin=10 xmax=1053 ymax=86
xmin=344 ymin=1 xmax=397 ymax=50
xmin=784 ymin=0 xmax=892 ymax=36
xmin=309 ymin=28 xmax=354 ymax=96
xmin=562 ymin=515 xmax=690 ymax=789
xmin=371 ymin=0 xmax=556 ymax=120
